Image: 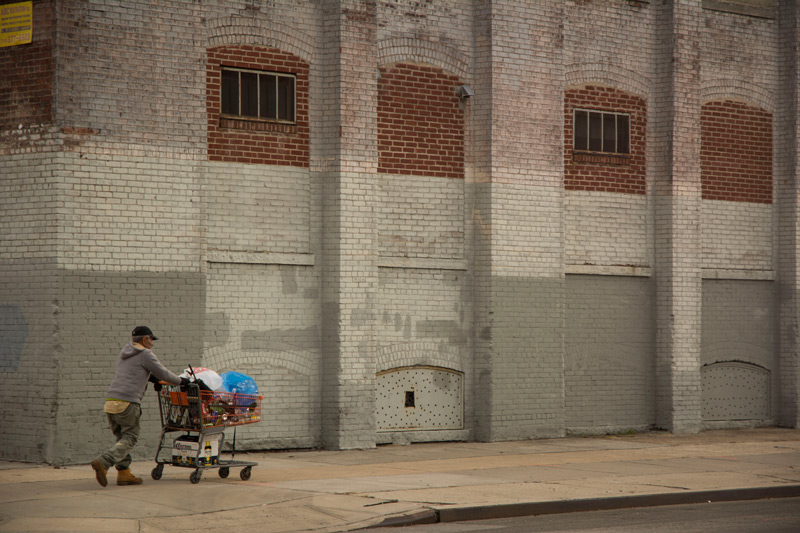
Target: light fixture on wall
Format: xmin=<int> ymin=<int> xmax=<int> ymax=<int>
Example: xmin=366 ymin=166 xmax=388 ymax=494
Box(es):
xmin=458 ymin=84 xmax=474 ymax=99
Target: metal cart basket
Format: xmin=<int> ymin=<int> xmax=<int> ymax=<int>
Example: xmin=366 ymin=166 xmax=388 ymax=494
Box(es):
xmin=152 ymin=381 xmax=262 ymax=483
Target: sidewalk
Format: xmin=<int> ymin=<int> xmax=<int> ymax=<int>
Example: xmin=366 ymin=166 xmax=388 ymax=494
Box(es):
xmin=1 ymin=428 xmax=799 ymax=532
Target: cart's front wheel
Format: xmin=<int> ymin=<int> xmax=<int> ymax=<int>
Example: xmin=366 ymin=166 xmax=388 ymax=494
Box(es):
xmin=218 ymin=467 xmax=230 ymax=478
xmin=190 ymin=469 xmax=202 ymax=484
xmin=240 ymin=466 xmax=252 ymax=481
xmin=151 ymin=465 xmax=163 ymax=481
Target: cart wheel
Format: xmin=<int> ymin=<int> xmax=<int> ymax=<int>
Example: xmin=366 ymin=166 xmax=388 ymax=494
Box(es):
xmin=218 ymin=467 xmax=230 ymax=478
xmin=240 ymin=466 xmax=252 ymax=481
xmin=189 ymin=469 xmax=202 ymax=484
xmin=151 ymin=465 xmax=163 ymax=481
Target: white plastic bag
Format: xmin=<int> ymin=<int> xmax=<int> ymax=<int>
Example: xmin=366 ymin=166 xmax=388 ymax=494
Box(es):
xmin=180 ymin=366 xmax=224 ymax=391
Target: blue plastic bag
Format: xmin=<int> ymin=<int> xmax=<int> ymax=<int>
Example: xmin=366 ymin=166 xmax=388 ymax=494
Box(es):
xmin=220 ymin=371 xmax=259 ymax=395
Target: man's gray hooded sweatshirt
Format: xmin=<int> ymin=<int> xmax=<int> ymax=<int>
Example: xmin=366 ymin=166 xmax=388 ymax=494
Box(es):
xmin=107 ymin=343 xmax=182 ymax=403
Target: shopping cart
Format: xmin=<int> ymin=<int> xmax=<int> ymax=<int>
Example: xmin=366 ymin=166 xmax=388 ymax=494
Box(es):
xmin=151 ymin=377 xmax=262 ymax=484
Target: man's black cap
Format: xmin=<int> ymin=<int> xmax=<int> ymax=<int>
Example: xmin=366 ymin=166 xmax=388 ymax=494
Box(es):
xmin=132 ymin=326 xmax=158 ymax=340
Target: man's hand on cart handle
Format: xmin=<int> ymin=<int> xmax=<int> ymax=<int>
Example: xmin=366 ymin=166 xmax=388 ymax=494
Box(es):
xmin=148 ymin=374 xmax=163 ymax=392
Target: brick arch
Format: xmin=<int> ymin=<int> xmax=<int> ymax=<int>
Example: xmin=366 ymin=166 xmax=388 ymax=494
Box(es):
xmin=206 ymin=15 xmax=314 ymax=64
xmin=565 ymin=63 xmax=650 ymax=101
xmin=702 ymin=79 xmax=775 ymax=115
xmin=378 ymin=37 xmax=469 ymax=80
xmin=376 ymin=342 xmax=464 ymax=374
xmin=204 ymin=344 xmax=316 ymax=377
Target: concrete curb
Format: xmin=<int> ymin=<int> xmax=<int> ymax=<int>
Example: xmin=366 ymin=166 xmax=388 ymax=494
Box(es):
xmin=371 ymin=485 xmax=800 ymax=528
xmin=369 ymin=509 xmax=439 ymax=528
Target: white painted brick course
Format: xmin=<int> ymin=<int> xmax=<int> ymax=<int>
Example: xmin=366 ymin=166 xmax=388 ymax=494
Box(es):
xmin=702 ymin=201 xmax=773 ymax=270
xmin=566 ymin=191 xmax=650 ymax=268
xmin=378 ymin=174 xmax=465 ymax=260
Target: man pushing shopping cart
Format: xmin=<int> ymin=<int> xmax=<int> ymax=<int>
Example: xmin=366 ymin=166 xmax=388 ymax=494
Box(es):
xmin=90 ymin=326 xmax=189 ymax=487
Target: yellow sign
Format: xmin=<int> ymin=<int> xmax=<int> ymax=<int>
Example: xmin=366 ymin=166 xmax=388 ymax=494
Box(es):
xmin=0 ymin=1 xmax=32 ymax=48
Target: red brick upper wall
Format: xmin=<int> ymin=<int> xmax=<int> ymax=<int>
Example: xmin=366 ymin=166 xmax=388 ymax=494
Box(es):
xmin=0 ymin=0 xmax=54 ymax=131
xmin=206 ymin=45 xmax=309 ymax=167
xmin=701 ymin=100 xmax=772 ymax=204
xmin=378 ymin=63 xmax=464 ymax=179
xmin=564 ymin=85 xmax=646 ymax=195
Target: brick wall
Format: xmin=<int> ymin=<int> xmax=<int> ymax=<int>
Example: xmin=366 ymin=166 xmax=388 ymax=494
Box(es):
xmin=2 ymin=0 xmax=797 ymax=463
xmin=0 ymin=153 xmax=60 ymax=462
xmin=565 ymin=275 xmax=655 ymax=432
xmin=701 ymin=280 xmax=777 ymax=423
xmin=207 ymin=45 xmax=309 ymax=167
xmin=701 ymin=99 xmax=773 ymax=203
xmin=0 ymin=0 xmax=54 ymax=130
xmin=654 ymin=0 xmax=707 ymax=433
xmin=701 ymin=201 xmax=772 ymax=270
xmin=378 ymin=63 xmax=464 ymax=179
xmin=472 ymin=0 xmax=566 ymax=442
xmin=1 ymin=0 xmax=62 ymax=461
xmin=565 ymin=193 xmax=649 ymax=267
xmin=205 ymin=163 xmax=311 ymax=255
xmin=378 ymin=174 xmax=464 ymax=259
xmin=564 ymin=85 xmax=646 ymax=194
xmin=204 ymin=262 xmax=321 ymax=450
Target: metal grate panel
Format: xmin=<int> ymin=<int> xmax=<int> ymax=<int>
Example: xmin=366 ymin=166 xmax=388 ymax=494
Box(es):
xmin=702 ymin=362 xmax=770 ymax=421
xmin=376 ymin=366 xmax=463 ymax=431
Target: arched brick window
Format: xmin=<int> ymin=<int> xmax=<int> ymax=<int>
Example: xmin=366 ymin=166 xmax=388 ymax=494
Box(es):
xmin=564 ymin=85 xmax=646 ymax=194
xmin=378 ymin=63 xmax=464 ymax=179
xmin=701 ymin=100 xmax=772 ymax=204
xmin=206 ymin=45 xmax=309 ymax=166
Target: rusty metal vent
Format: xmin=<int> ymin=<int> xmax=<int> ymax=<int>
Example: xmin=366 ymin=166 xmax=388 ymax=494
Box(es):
xmin=701 ymin=361 xmax=770 ymax=421
xmin=376 ymin=366 xmax=464 ymax=431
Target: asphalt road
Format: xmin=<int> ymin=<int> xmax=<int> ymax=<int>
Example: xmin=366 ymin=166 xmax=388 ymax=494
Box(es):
xmin=363 ymin=497 xmax=800 ymax=532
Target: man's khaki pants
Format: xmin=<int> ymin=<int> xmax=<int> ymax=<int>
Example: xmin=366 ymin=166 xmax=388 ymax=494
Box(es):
xmin=99 ymin=403 xmax=141 ymax=470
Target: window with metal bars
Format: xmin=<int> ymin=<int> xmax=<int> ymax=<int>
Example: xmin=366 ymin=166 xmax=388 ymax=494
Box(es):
xmin=221 ymin=67 xmax=296 ymax=123
xmin=573 ymin=109 xmax=630 ymax=154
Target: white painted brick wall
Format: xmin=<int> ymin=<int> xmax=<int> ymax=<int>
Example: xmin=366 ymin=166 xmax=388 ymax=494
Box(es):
xmin=206 ymin=163 xmax=311 ymax=255
xmin=702 ymin=201 xmax=773 ymax=270
xmin=204 ymin=262 xmax=321 ymax=449
xmin=565 ymin=275 xmax=656 ymax=432
xmin=2 ymin=0 xmax=797 ymax=463
xmin=565 ymin=191 xmax=650 ymax=268
xmin=702 ymin=279 xmax=778 ymax=425
xmin=378 ymin=174 xmax=465 ymax=260
xmin=56 ymin=153 xmax=203 ymax=272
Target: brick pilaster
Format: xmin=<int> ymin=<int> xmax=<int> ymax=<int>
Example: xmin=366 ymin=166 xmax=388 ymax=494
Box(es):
xmin=319 ymin=0 xmax=379 ymax=449
xmin=654 ymin=0 xmax=703 ymax=433
xmin=472 ymin=0 xmax=565 ymax=441
xmin=777 ymin=0 xmax=800 ymax=428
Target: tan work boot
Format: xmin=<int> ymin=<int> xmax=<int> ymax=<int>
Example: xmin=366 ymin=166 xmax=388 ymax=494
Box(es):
xmin=116 ymin=468 xmax=143 ymax=486
xmin=90 ymin=459 xmax=107 ymax=487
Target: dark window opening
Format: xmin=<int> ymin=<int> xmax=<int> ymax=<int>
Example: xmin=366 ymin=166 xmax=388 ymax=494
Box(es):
xmin=574 ymin=109 xmax=631 ymax=155
xmin=221 ymin=67 xmax=296 ymax=123
xmin=404 ymin=390 xmax=415 ymax=408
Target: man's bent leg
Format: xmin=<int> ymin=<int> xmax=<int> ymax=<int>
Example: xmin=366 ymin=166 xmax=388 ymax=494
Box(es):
xmin=100 ymin=404 xmax=141 ymax=470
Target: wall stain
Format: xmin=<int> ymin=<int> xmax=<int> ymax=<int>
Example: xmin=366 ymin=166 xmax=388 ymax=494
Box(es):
xmin=0 ymin=305 xmax=28 ymax=372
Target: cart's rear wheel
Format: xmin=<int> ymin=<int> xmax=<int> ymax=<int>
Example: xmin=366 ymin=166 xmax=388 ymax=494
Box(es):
xmin=151 ymin=465 xmax=163 ymax=480
xmin=189 ymin=469 xmax=202 ymax=484
xmin=218 ymin=467 xmax=230 ymax=478
xmin=240 ymin=466 xmax=252 ymax=481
